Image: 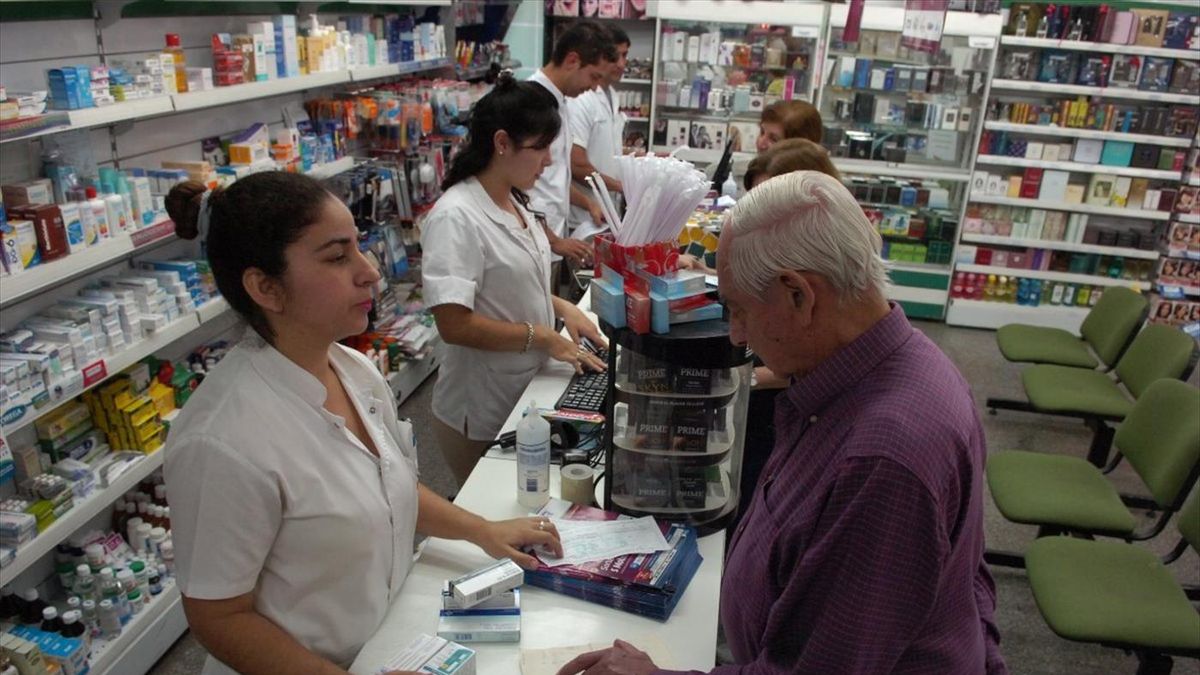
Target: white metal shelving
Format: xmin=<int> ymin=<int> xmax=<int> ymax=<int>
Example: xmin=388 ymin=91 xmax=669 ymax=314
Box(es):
xmin=305 ymin=156 xmax=357 ymax=180
xmin=1 ymin=59 xmax=450 ymax=144
xmin=983 ymin=121 xmax=1193 ymax=149
xmin=1000 ymin=35 xmax=1200 ymax=61
xmin=4 ymin=452 xmax=165 ymax=580
xmin=961 ymin=233 xmax=1161 ymax=260
xmin=1178 ymin=213 xmax=1200 ymax=225
xmin=626 ymin=116 xmax=650 ymax=123
xmin=1 ymin=219 xmax=177 ymax=309
xmin=836 ymin=158 xmax=973 ymax=183
xmin=989 ymin=79 xmax=1200 ymax=106
xmin=956 ymin=263 xmax=1147 ymax=289
xmin=90 ymin=583 xmax=184 ymax=675
xmin=974 ymin=155 xmax=1181 ymax=180
xmin=620 ymin=78 xmax=652 ymax=85
xmin=968 ymin=194 xmax=1172 ymax=221
xmin=946 ymin=297 xmax=1090 ymax=331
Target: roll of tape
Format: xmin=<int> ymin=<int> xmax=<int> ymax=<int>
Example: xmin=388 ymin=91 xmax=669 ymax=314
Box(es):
xmin=560 ymin=463 xmax=595 ymax=506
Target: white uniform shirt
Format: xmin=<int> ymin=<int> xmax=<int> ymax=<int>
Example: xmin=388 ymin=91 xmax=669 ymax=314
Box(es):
xmin=165 ymin=336 xmax=419 ymax=674
xmin=527 ymin=69 xmax=573 ymax=260
xmin=567 ymin=84 xmax=626 ymax=241
xmin=421 ymin=177 xmax=554 ymax=440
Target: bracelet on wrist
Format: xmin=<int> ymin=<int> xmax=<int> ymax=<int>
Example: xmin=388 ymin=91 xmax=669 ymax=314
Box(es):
xmin=521 ymin=321 xmax=535 ymax=353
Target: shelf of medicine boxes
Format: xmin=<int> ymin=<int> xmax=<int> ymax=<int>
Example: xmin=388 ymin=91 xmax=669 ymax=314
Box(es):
xmin=1 ymin=297 xmax=232 ymax=437
xmin=0 ymin=156 xmax=355 ymax=309
xmin=961 ymin=233 xmax=1162 ymax=260
xmin=0 ymin=58 xmax=452 ymax=144
xmin=982 ymin=121 xmax=1194 ymax=149
xmin=987 ymin=79 xmax=1200 ymax=106
xmin=946 ymin=297 xmax=1091 ymax=332
xmin=973 ymin=154 xmax=1183 ymax=180
xmin=0 ymin=218 xmax=177 ymax=308
xmin=955 ymin=263 xmax=1150 ymax=290
xmin=999 ymin=36 xmax=1200 ymax=62
xmin=3 ymin=449 xmax=167 ymax=580
xmin=968 ymin=194 xmax=1173 ymax=221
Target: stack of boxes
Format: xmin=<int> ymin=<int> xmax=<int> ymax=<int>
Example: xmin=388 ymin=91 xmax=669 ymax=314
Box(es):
xmin=45 ymin=67 xmax=93 ymax=111
xmin=84 ymin=361 xmax=169 ymax=455
xmin=108 ymin=56 xmax=168 ymax=101
xmin=4 ymin=626 xmax=88 ymax=675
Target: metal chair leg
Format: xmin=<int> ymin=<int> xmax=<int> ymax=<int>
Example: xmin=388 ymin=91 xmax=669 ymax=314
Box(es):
xmin=1135 ymin=652 xmax=1174 ymax=675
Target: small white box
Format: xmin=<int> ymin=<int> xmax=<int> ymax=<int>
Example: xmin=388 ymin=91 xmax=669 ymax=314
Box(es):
xmin=449 ymin=559 xmax=523 ymax=609
xmin=1073 ymin=139 xmax=1104 ymax=164
xmin=1025 ymin=142 xmax=1044 ymax=160
xmin=986 ymin=173 xmax=1005 ymax=196
xmin=376 ymin=634 xmax=475 ymax=675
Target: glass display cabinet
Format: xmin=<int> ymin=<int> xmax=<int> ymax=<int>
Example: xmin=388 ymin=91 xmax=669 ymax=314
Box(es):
xmin=602 ymin=319 xmax=752 ymax=536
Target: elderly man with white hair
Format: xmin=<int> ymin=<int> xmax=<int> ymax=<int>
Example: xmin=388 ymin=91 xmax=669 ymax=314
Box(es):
xmin=558 ymin=171 xmax=1007 ymax=675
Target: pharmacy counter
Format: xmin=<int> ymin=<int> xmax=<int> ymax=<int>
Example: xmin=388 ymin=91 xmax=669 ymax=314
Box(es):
xmin=349 ymin=457 xmax=725 ymax=674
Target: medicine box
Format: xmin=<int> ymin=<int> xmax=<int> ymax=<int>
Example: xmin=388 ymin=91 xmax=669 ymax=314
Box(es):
xmin=376 ymin=634 xmax=475 ymax=675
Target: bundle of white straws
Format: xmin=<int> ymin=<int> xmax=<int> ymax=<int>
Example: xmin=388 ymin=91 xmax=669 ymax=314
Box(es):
xmin=584 ymin=155 xmax=710 ymax=246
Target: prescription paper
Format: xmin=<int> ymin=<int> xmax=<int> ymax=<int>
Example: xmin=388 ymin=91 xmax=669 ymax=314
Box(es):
xmin=538 ymin=516 xmax=670 ymax=567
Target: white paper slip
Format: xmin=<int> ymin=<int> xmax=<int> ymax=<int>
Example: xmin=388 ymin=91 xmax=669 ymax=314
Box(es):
xmin=519 ymin=636 xmax=676 ymax=675
xmin=538 ymin=516 xmax=670 ymax=567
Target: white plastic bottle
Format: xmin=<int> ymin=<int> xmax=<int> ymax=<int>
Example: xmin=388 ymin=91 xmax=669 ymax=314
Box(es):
xmin=516 ymin=402 xmax=551 ymax=509
xmin=721 ymin=173 xmax=738 ymax=199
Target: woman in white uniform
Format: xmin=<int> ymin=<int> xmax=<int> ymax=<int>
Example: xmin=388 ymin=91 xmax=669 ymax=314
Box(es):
xmin=162 ymin=172 xmax=562 ymax=675
xmin=422 ymin=73 xmax=607 ymax=485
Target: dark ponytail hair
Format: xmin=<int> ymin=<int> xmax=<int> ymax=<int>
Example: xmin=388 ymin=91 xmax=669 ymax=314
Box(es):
xmin=165 ymin=172 xmax=337 ymax=343
xmin=441 ymin=70 xmax=561 ymax=197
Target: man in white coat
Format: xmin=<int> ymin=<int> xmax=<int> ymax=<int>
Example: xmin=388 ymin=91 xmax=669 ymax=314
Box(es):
xmin=566 ymin=25 xmax=631 ymax=243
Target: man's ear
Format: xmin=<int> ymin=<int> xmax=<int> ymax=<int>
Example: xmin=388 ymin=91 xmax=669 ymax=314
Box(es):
xmin=779 ymin=270 xmax=817 ymax=323
xmin=243 ymin=267 xmax=284 ymax=315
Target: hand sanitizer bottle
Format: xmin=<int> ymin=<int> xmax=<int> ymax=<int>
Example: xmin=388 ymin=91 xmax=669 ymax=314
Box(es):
xmin=516 ymin=402 xmax=551 ymax=509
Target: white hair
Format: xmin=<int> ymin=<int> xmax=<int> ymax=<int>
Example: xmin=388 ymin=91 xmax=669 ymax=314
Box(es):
xmin=723 ymin=170 xmax=890 ymax=302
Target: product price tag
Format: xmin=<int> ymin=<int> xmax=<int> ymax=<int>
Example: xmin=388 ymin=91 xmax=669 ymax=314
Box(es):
xmin=1184 ymin=322 xmax=1200 ymax=339
xmin=1159 ymin=284 xmax=1185 ymax=299
xmin=968 ymin=36 xmax=996 ymax=49
xmin=791 ymin=26 xmax=821 ymax=39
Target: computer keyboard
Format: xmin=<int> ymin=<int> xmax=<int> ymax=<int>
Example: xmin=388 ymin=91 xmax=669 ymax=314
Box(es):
xmin=557 ymin=365 xmax=610 ymax=414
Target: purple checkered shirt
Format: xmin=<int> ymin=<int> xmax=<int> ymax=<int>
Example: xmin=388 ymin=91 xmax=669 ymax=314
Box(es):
xmin=659 ymin=304 xmax=1006 ymax=675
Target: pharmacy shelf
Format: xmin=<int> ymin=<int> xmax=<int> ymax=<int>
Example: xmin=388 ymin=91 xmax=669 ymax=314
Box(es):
xmin=975 ymin=155 xmax=1181 ymax=180
xmin=836 ymin=158 xmax=972 ymax=182
xmin=1000 ymin=35 xmax=1200 ymax=61
xmin=2 ymin=60 xmax=452 ymax=143
xmin=968 ymin=194 xmax=1172 ymax=221
xmin=0 ymin=219 xmax=177 ymax=309
xmin=961 ymin=233 xmax=1161 ymax=260
xmin=195 ymin=295 xmax=231 ymax=323
xmin=946 ymin=297 xmax=1090 ymax=332
xmin=989 ymin=79 xmax=1200 ymax=105
xmin=956 ymin=263 xmax=1147 ymax=289
xmin=890 ymin=261 xmax=952 ymax=273
xmin=983 ymin=121 xmax=1193 ymax=148
xmin=1188 ymin=175 xmax=1200 ymax=188
xmin=386 ymin=335 xmax=443 ymax=407
xmin=172 ymin=70 xmax=352 ymax=112
xmin=627 ymin=116 xmax=650 ymax=122
xmin=620 ymin=78 xmax=652 ymax=85
xmin=3 ymin=301 xmax=232 ymax=436
xmin=1177 ymin=213 xmax=1200 ymax=225
xmin=91 ymin=583 xmax=185 ymax=675
xmin=4 ymin=451 xmax=165 ymax=580
xmin=306 ymin=156 xmax=357 ymax=180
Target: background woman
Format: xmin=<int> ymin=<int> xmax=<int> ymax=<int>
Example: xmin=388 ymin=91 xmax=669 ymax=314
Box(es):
xmin=421 ymin=72 xmax=607 ymax=486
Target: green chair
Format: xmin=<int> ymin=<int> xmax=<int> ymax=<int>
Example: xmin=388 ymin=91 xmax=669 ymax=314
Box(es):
xmin=1024 ymin=486 xmax=1200 ymax=675
xmin=996 ymin=286 xmax=1148 ymax=369
xmin=987 ymin=324 xmax=1198 ymax=466
xmin=986 ymin=380 xmax=1200 ymax=558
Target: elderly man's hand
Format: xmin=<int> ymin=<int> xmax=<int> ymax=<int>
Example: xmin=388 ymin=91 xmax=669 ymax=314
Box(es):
xmin=555 ymin=640 xmax=657 ymax=675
